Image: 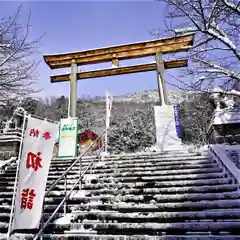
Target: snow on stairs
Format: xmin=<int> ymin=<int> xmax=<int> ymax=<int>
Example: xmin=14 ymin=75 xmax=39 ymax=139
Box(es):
xmin=1 ymin=150 xmax=240 ymax=239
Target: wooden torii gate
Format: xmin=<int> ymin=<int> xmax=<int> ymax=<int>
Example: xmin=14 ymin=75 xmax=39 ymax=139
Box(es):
xmin=43 ymin=33 xmax=195 ymax=117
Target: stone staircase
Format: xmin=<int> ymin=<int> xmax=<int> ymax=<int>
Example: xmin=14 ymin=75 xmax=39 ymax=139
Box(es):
xmin=1 ymin=149 xmax=240 ymax=239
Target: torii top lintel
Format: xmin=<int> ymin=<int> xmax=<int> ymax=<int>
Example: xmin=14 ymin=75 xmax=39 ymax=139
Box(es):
xmin=43 ymin=33 xmax=195 ymax=70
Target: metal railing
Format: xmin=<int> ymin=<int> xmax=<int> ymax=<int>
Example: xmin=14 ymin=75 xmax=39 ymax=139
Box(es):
xmin=0 ymin=156 xmax=17 ymax=174
xmin=0 ymin=128 xmax=22 ymax=134
xmin=32 ymin=130 xmax=106 ymax=240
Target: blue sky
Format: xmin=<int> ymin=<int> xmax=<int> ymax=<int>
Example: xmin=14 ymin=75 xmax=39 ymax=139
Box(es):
xmin=1 ymin=1 xmax=185 ymax=99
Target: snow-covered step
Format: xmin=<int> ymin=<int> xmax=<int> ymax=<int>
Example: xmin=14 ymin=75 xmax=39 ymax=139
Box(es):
xmin=83 ymin=184 xmax=238 ymax=196
xmin=73 ymin=177 xmax=234 ymax=190
xmin=66 ymin=221 xmax=240 ymax=232
xmin=0 ymin=175 xmax=232 ymax=188
xmin=43 ymin=167 xmax=224 ymax=180
xmin=50 ymin=152 xmax=207 ymax=162
xmin=42 ymin=199 xmax=240 ymax=213
xmin=49 ymin=158 xmax=217 ymax=170
xmin=98 ymin=156 xmax=214 ymax=166
xmin=0 ymin=177 xmax=231 ymax=200
xmin=49 ymin=155 xmax=213 ymax=167
xmin=2 ymin=178 xmax=234 ymax=199
xmin=104 ymin=159 xmax=218 ymax=168
xmin=72 ymin=208 xmax=240 ymax=221
xmin=0 ymin=222 xmax=8 ymax=229
xmin=48 ymin=163 xmax=220 ymax=174
xmin=49 ymin=157 xmax=207 ymax=170
xmin=3 ymin=156 xmax=215 ymax=176
xmin=51 ymin=178 xmax=236 ymax=193
xmin=32 ymin=171 xmax=227 ymax=187
xmin=11 ymin=233 xmax=240 ymax=240
xmin=2 ymin=191 xmax=239 ymax=212
xmin=109 ymin=167 xmax=223 ymax=177
xmin=0 ymin=182 xmax=236 ymax=202
xmin=8 ymin=191 xmax=236 ymax=206
xmin=153 ymin=191 xmax=240 ymax=202
xmin=139 ymin=172 xmax=227 ymax=181
xmin=0 ymin=175 xmax=233 ymax=194
xmin=100 ymin=172 xmax=227 ymax=182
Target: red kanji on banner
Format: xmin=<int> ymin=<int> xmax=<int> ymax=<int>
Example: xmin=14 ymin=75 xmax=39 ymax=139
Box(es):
xmin=21 ymin=188 xmax=36 ymax=210
xmin=29 ymin=128 xmax=40 ymax=137
xmin=42 ymin=131 xmax=51 ymax=140
xmin=26 ymin=152 xmax=42 ymax=171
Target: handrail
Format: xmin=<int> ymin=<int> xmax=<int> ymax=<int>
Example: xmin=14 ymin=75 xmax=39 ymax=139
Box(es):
xmin=45 ymin=130 xmax=105 ymax=196
xmin=209 ymin=144 xmax=240 ymax=185
xmin=33 ymin=130 xmax=106 ymax=240
xmin=0 ymin=157 xmax=17 ymax=174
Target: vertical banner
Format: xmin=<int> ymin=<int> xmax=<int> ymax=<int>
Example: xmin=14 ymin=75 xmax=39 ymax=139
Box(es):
xmin=173 ymin=105 xmax=182 ymax=138
xmin=106 ymin=90 xmax=113 ymax=129
xmin=57 ymin=117 xmax=78 ymax=158
xmin=12 ymin=117 xmax=57 ymax=230
xmin=105 ymin=90 xmax=113 ymax=154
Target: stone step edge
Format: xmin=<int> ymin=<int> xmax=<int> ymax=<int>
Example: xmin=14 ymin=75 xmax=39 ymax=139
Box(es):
xmin=10 ymin=233 xmax=240 ymax=240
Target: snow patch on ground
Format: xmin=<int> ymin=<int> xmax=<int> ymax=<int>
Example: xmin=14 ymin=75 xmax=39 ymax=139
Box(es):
xmin=50 ymin=191 xmax=64 ymax=196
xmin=87 ymin=199 xmax=102 ymax=206
xmin=54 ymin=213 xmax=73 ymax=225
xmin=95 ymin=161 xmax=105 ymax=168
xmin=69 ymin=190 xmax=89 ymax=199
xmin=65 ymin=225 xmax=97 ymax=234
xmin=100 ymin=152 xmax=109 ymax=159
xmin=83 ymin=174 xmax=98 ymax=184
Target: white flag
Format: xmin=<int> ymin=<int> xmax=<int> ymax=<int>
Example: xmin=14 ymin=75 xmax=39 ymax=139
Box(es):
xmin=13 ymin=117 xmax=57 ymax=230
xmin=106 ymin=90 xmax=113 ymax=128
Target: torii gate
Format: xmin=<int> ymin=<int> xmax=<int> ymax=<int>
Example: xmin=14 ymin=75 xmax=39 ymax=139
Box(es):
xmin=43 ymin=33 xmax=195 ymax=118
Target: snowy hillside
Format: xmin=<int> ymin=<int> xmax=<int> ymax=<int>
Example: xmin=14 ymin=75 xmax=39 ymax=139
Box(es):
xmin=93 ymin=89 xmax=195 ymax=104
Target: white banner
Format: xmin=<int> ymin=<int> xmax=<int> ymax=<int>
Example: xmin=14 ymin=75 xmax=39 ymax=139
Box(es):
xmin=13 ymin=117 xmax=57 ymax=230
xmin=58 ymin=117 xmax=78 ymax=158
xmin=106 ymin=90 xmax=113 ymax=128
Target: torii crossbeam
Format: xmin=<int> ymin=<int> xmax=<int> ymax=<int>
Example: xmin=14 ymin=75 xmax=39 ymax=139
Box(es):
xmin=43 ymin=33 xmax=195 ymax=117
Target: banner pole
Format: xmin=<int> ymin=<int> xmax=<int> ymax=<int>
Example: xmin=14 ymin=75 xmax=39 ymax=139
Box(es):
xmin=105 ymin=127 xmax=108 ymax=154
xmin=7 ymin=111 xmax=27 ymax=239
xmin=105 ymin=91 xmax=108 ymax=154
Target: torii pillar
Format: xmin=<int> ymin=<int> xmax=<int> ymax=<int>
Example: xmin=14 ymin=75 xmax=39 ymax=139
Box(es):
xmin=69 ymin=60 xmax=78 ymax=118
xmin=155 ymin=52 xmax=168 ymax=106
xmin=154 ymin=53 xmax=183 ymax=152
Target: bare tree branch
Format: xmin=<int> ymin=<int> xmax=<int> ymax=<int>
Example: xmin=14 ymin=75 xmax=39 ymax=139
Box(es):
xmin=0 ymin=5 xmax=42 ymax=105
xmin=222 ymin=0 xmax=240 ymax=15
xmin=154 ymin=0 xmax=240 ymax=92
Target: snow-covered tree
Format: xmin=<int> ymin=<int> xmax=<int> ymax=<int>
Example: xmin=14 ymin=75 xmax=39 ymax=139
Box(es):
xmin=0 ymin=6 xmax=41 ymax=105
xmin=154 ymin=0 xmax=240 ymax=93
xmin=179 ymin=92 xmax=214 ymax=145
xmin=108 ymin=104 xmax=156 ymax=153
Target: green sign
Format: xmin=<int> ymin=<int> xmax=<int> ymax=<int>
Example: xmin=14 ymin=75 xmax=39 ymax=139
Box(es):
xmin=57 ymin=118 xmax=78 ymax=158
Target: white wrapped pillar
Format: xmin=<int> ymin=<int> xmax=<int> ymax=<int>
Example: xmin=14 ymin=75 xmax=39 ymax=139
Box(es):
xmin=154 ymin=105 xmax=182 ymax=152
